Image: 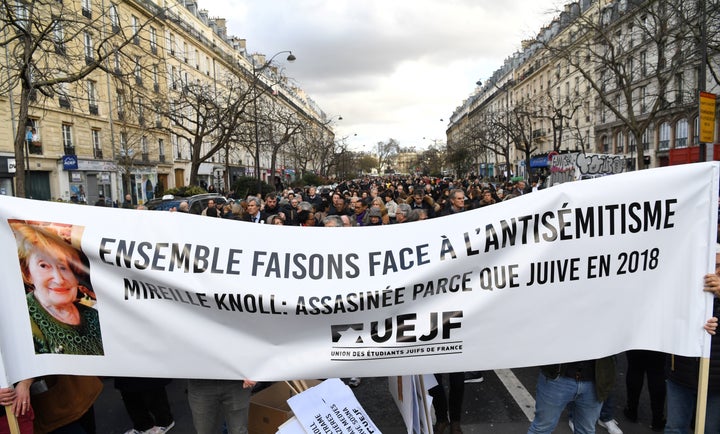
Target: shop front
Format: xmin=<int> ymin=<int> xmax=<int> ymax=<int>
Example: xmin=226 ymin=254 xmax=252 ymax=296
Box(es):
xmin=478 ymin=162 xmax=494 ymax=179
xmin=0 ymin=156 xmax=16 ymax=196
xmin=60 ymin=156 xmax=118 ymax=204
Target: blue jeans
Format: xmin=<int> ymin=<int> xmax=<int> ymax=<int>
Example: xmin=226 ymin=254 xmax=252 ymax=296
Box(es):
xmin=665 ymin=379 xmax=720 ymax=434
xmin=568 ymin=392 xmax=616 ymax=423
xmin=528 ymin=373 xmax=603 ymax=434
xmin=187 ymin=379 xmax=252 ymax=434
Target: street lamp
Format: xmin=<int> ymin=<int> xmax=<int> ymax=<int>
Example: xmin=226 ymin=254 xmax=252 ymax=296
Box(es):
xmin=252 ymin=50 xmax=296 ymax=195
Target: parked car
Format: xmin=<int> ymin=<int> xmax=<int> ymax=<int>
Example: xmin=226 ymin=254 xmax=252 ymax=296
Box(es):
xmin=145 ymin=193 xmax=227 ymax=214
xmin=187 ymin=193 xmax=227 ymax=214
xmin=146 ymin=195 xmax=187 ymax=211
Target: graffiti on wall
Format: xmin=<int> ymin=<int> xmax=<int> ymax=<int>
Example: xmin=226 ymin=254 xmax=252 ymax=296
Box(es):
xmin=549 ymin=153 xmax=627 ymax=185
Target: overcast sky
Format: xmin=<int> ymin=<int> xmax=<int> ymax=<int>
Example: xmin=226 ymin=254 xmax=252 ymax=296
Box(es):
xmin=210 ymin=0 xmax=563 ymax=151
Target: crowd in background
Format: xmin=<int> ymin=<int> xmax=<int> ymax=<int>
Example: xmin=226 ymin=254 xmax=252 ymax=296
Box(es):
xmin=174 ymin=175 xmax=537 ymax=226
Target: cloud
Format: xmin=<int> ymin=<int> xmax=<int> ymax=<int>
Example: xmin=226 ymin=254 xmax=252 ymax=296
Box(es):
xmin=218 ymin=0 xmax=562 ymax=149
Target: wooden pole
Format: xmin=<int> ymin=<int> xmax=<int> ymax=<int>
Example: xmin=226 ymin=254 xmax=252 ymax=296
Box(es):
xmin=693 ymin=357 xmax=711 ymax=434
xmin=284 ymin=381 xmax=299 ymax=395
xmin=417 ymin=375 xmax=433 ymax=434
xmin=298 ymin=380 xmax=309 ymax=392
xmin=4 ymin=405 xmax=21 ymax=434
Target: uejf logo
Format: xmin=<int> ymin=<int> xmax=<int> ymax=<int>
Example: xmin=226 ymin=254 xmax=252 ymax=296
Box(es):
xmin=331 ymin=311 xmax=463 ymax=344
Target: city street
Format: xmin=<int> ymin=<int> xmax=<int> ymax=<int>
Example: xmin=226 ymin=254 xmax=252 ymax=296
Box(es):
xmin=95 ymin=356 xmax=664 ymax=434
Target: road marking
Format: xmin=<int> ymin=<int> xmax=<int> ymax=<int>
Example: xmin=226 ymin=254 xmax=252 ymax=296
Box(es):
xmin=494 ymin=369 xmax=536 ymax=422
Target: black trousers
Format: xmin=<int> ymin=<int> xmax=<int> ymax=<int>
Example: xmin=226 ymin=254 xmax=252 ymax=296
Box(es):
xmin=429 ymin=372 xmax=465 ymax=423
xmin=119 ymin=381 xmax=174 ymax=431
xmin=625 ymin=350 xmax=666 ymax=424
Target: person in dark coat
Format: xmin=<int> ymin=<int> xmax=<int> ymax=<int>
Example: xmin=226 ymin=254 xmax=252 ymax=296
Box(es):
xmin=664 ymin=244 xmax=720 ymax=434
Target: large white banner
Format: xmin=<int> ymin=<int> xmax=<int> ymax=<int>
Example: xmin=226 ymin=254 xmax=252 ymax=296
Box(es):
xmin=0 ymin=163 xmax=718 ymax=386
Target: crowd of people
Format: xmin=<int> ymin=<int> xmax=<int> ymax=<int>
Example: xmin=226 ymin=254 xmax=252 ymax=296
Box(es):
xmin=162 ymin=176 xmax=537 ymax=226
xmin=1 ymin=174 xmax=718 ymax=434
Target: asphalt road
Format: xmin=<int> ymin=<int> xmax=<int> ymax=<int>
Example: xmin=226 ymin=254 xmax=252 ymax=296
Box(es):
xmin=94 ymin=354 xmax=664 ymax=434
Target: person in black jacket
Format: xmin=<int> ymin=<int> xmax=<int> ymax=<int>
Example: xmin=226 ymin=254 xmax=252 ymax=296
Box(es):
xmin=664 ymin=244 xmax=720 ymax=434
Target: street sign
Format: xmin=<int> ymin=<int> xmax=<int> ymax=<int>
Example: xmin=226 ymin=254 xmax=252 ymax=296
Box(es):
xmin=699 ymin=91 xmax=716 ymax=143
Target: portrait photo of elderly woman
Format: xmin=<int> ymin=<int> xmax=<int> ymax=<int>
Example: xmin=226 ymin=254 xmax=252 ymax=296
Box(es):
xmin=9 ymin=220 xmax=104 ymax=356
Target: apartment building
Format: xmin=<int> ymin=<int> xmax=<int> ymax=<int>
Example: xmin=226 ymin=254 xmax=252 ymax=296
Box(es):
xmin=0 ymin=0 xmax=330 ymax=203
xmin=446 ymin=0 xmax=719 ymax=180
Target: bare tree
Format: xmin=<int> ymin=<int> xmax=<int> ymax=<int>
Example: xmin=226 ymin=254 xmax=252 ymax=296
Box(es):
xmin=255 ymin=97 xmax=305 ymax=185
xmin=543 ymin=0 xmax=702 ymax=170
xmin=533 ymin=88 xmax=584 ymax=152
xmin=152 ymin=69 xmax=255 ymax=185
xmin=376 ymin=138 xmax=400 ymax=174
xmin=0 ymin=0 xmax=163 ymax=197
xmin=467 ymin=110 xmax=515 ymax=178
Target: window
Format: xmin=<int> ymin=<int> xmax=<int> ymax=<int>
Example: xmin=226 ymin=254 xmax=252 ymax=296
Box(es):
xmin=88 ymin=80 xmax=98 ymax=114
xmin=675 ymin=119 xmax=688 ymax=148
xmin=15 ymin=0 xmax=29 ymax=27
xmin=120 ymin=133 xmax=129 ymax=156
xmin=172 ymin=134 xmax=180 ymax=158
xmin=134 ymin=56 xmax=142 ymax=85
xmin=92 ymin=129 xmax=102 ymax=158
xmin=132 ymin=16 xmax=139 ymax=44
xmin=137 ymin=96 xmax=144 ymax=124
xmin=640 ymin=86 xmax=647 ymax=113
xmin=58 ymin=82 xmax=71 ymax=109
xmin=81 ymin=0 xmax=91 ymax=17
xmin=153 ymin=65 xmax=159 ymax=91
xmin=26 ymin=119 xmax=42 ymax=154
xmin=62 ymin=124 xmax=74 ymax=153
xmin=150 ymin=27 xmax=157 ymax=53
xmin=158 ymin=139 xmax=165 ymax=162
xmin=659 ymin=122 xmax=670 ymax=150
xmin=169 ymin=33 xmax=176 ymax=56
xmin=116 ymin=90 xmax=125 ymax=119
xmin=109 ymin=4 xmax=119 ymax=31
xmin=616 ymin=131 xmax=625 ymax=153
xmin=676 ymin=73 xmax=684 ymax=104
xmin=602 ymin=135 xmax=610 ymax=153
xmin=629 ymin=135 xmax=637 ymax=153
xmin=170 ymin=65 xmax=177 ymax=90
xmin=113 ymin=48 xmax=121 ymax=73
xmin=642 ymin=127 xmax=652 ymax=151
xmin=54 ymin=20 xmax=65 ymax=54
xmin=84 ymin=32 xmax=93 ymax=63
xmin=141 ymin=136 xmax=149 ymax=161
xmin=640 ymin=51 xmax=647 ymax=77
